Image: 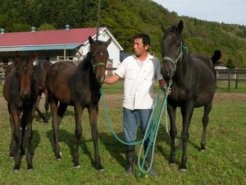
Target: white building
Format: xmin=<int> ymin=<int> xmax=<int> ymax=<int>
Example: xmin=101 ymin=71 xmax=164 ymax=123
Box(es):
xmin=0 ymin=26 xmax=123 ymax=73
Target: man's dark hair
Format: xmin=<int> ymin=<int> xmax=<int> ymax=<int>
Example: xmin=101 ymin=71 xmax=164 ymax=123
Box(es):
xmin=133 ymin=33 xmax=151 ymax=46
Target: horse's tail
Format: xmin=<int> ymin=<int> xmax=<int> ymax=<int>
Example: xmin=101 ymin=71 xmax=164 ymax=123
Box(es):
xmin=211 ymin=50 xmax=222 ymax=80
xmin=211 ymin=50 xmax=221 ymax=65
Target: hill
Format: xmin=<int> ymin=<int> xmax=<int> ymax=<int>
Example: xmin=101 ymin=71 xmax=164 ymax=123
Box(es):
xmin=0 ymin=0 xmax=246 ymax=67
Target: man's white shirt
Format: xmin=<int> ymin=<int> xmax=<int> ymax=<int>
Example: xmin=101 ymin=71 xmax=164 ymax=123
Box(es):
xmin=115 ymin=54 xmax=163 ymax=110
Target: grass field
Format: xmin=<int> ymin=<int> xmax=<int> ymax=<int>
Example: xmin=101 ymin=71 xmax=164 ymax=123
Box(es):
xmin=0 ymin=82 xmax=245 ymax=185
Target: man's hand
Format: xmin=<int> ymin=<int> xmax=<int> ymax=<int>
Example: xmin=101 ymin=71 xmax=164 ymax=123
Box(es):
xmin=159 ymin=79 xmax=171 ymax=95
xmin=158 ymin=79 xmax=167 ymax=89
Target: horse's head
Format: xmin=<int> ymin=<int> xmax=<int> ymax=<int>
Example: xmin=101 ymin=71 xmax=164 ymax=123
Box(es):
xmin=14 ymin=54 xmax=35 ymax=98
xmin=161 ymin=20 xmax=184 ymax=80
xmin=89 ymin=36 xmax=111 ymax=83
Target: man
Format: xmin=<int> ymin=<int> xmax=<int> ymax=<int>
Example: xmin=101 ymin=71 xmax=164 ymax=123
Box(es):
xmin=104 ymin=33 xmax=166 ymax=175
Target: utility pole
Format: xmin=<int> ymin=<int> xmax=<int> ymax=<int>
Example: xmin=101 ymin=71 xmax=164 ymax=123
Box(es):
xmin=96 ymin=0 xmax=101 ymax=40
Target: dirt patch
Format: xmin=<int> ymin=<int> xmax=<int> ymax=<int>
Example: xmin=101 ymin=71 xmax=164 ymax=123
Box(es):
xmin=0 ymin=93 xmax=245 ymax=113
xmin=214 ymin=93 xmax=246 ymax=103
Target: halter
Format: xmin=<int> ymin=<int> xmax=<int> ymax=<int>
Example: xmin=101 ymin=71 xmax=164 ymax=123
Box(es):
xmin=90 ymin=51 xmax=107 ymax=72
xmin=91 ymin=61 xmax=106 ymax=71
xmin=163 ymin=42 xmax=187 ymax=77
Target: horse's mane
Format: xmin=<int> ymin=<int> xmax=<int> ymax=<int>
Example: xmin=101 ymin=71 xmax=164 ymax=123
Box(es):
xmin=79 ymin=52 xmax=92 ymax=68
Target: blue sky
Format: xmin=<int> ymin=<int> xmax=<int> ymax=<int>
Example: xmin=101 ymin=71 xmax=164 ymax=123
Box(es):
xmin=153 ymin=0 xmax=246 ymax=25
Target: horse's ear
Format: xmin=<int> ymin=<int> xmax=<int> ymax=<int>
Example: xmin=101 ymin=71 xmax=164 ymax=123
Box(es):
xmin=177 ymin=20 xmax=183 ymax=33
xmin=105 ymin=38 xmax=111 ymax=47
xmin=89 ymin=36 xmax=94 ymax=44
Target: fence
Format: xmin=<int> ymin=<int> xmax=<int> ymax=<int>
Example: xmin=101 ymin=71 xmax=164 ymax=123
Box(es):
xmin=216 ymin=68 xmax=246 ymax=91
xmin=1 ymin=63 xmax=246 ymax=91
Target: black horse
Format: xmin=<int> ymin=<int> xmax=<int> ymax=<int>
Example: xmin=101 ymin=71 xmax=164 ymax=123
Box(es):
xmin=3 ymin=54 xmax=38 ymax=172
xmin=161 ymin=20 xmax=221 ymax=171
xmin=46 ymin=36 xmax=111 ymax=170
xmin=33 ymin=59 xmax=52 ymax=123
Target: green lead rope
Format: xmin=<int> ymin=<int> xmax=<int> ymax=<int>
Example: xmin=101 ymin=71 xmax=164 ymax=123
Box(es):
xmin=100 ymin=83 xmax=171 ymax=174
xmin=137 ymin=84 xmax=171 ymax=174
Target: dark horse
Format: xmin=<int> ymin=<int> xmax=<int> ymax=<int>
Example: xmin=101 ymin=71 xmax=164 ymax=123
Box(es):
xmin=161 ymin=20 xmax=221 ymax=171
xmin=3 ymin=54 xmax=38 ymax=172
xmin=33 ymin=59 xmax=52 ymax=123
xmin=46 ymin=36 xmax=111 ymax=170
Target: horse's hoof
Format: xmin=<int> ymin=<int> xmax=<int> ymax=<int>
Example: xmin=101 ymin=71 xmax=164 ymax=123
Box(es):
xmin=97 ymin=168 xmax=104 ymax=173
xmin=200 ymin=149 xmax=206 ymax=152
xmin=27 ymin=168 xmax=34 ymax=172
xmin=27 ymin=164 xmax=34 ymax=171
xmin=74 ymin=165 xmax=81 ymax=169
xmin=56 ymin=152 xmax=62 ymax=160
xmin=12 ymin=168 xmax=20 ymax=173
xmin=200 ymin=146 xmax=206 ymax=152
xmin=169 ymin=163 xmax=176 ymax=168
xmin=93 ymin=161 xmax=104 ymax=171
xmin=179 ymin=168 xmax=187 ymax=172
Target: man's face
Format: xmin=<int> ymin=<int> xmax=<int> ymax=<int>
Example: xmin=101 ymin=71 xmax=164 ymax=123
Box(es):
xmin=133 ymin=38 xmax=149 ymax=57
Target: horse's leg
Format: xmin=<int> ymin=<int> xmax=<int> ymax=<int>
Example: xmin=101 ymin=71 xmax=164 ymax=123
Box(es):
xmin=10 ymin=108 xmax=22 ymax=172
xmin=44 ymin=90 xmax=49 ymax=122
xmin=88 ymin=105 xmax=103 ymax=170
xmin=57 ymin=102 xmax=67 ymax=124
xmin=168 ymin=104 xmax=177 ymax=165
xmin=9 ymin=116 xmax=16 ymax=159
xmin=35 ymin=92 xmax=48 ymax=123
xmin=22 ymin=109 xmax=34 ymax=170
xmin=73 ymin=104 xmax=82 ymax=168
xmin=20 ymin=115 xmax=26 ymax=155
xmin=53 ymin=102 xmax=67 ymax=159
xmin=50 ymin=99 xmax=62 ymax=159
xmin=200 ymin=102 xmax=212 ymax=151
xmin=179 ymin=102 xmax=194 ymax=171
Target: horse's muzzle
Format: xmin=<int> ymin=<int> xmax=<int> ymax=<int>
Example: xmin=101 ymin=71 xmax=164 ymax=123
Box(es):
xmin=20 ymin=90 xmax=31 ymax=98
xmin=161 ymin=67 xmax=171 ymax=80
xmin=96 ymin=74 xmax=105 ymax=83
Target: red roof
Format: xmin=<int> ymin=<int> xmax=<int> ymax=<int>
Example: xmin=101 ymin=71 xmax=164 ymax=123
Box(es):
xmin=0 ymin=28 xmax=97 ymax=47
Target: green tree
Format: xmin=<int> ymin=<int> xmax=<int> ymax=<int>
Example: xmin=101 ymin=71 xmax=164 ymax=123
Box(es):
xmin=227 ymin=59 xmax=235 ymax=69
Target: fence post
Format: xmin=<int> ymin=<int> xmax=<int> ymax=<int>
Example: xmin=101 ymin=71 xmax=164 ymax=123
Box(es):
xmin=235 ymin=72 xmax=238 ymax=89
xmin=228 ymin=69 xmax=231 ymax=92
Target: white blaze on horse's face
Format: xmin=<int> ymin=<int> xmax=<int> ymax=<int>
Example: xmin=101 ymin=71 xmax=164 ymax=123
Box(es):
xmin=94 ymin=49 xmax=108 ymax=83
xmin=17 ymin=58 xmax=34 ymax=98
xmin=89 ymin=37 xmax=111 ymax=83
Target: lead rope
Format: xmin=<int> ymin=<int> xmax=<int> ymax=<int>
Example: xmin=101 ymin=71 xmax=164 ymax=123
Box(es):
xmin=137 ymin=82 xmax=171 ymax=175
xmin=100 ymin=82 xmax=171 ymax=174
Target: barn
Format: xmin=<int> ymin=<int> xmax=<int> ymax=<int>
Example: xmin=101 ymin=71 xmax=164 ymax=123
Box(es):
xmin=0 ymin=26 xmax=123 ymax=81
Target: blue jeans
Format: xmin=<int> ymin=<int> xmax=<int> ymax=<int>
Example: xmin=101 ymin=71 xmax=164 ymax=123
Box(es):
xmin=123 ymin=108 xmax=152 ymax=143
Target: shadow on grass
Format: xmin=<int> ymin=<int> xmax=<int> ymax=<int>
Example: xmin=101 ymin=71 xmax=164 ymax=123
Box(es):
xmin=33 ymin=109 xmax=74 ymax=124
xmin=155 ymin=122 xmax=203 ymax=167
xmin=46 ymin=129 xmax=95 ymax=166
xmin=32 ymin=129 xmax=41 ymax=157
xmin=155 ymin=123 xmax=171 ymax=162
xmin=99 ymin=132 xmax=125 ymax=168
